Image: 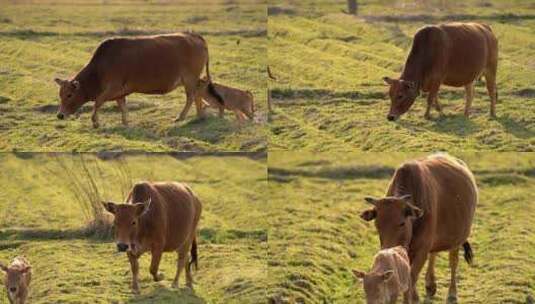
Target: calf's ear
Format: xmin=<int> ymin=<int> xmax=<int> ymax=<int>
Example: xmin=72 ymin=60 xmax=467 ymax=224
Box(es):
xmin=360 ymin=208 xmax=377 ymax=221
xmin=352 ymin=269 xmax=366 ymax=280
xmin=54 ymin=78 xmax=65 ymax=86
xmin=21 ymin=266 xmax=31 ymax=274
xmin=102 ymin=201 xmax=117 ymax=214
xmin=382 ymin=270 xmax=394 ymax=282
xmin=0 ymin=263 xmax=7 ymax=272
xmin=383 ymin=77 xmax=394 ymax=85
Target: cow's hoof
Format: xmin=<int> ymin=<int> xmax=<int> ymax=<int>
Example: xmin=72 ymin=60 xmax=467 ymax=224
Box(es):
xmin=171 ymin=281 xmax=178 ymax=289
xmin=174 ymin=116 xmax=185 ymax=122
xmin=426 ymin=284 xmax=437 ymax=297
xmin=423 ymin=297 xmax=433 ymax=304
xmin=92 ymin=122 xmax=100 ymax=129
xmin=132 ymin=287 xmax=140 ymax=295
xmin=153 ymin=273 xmax=164 ymax=282
xmin=447 ymin=295 xmax=458 ymax=304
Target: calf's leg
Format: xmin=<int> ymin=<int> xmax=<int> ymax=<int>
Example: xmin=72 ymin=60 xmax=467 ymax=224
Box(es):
xmin=464 ymin=82 xmax=475 ymax=118
xmin=425 ymin=253 xmax=437 ymax=302
xmin=127 ymin=252 xmax=140 ymax=294
xmin=116 ymin=97 xmax=128 ymax=126
xmin=149 ymin=248 xmax=164 ymax=282
xmin=447 ymin=248 xmax=460 ymax=303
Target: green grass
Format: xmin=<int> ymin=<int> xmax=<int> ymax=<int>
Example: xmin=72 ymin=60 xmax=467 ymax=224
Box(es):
xmin=268 ymin=0 xmax=535 ymax=151
xmin=0 ymin=153 xmax=268 ymax=303
xmin=0 ymin=0 xmax=267 ymax=152
xmin=267 ymin=152 xmax=535 ymax=303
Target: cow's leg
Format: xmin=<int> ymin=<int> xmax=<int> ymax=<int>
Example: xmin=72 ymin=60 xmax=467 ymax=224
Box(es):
xmin=219 ymin=106 xmax=225 ymax=118
xmin=425 ymin=253 xmax=437 ymax=302
xmin=406 ymin=250 xmax=428 ymax=304
xmin=176 ymin=86 xmax=196 ymax=122
xmin=194 ymin=89 xmax=207 ymax=119
xmin=485 ymin=69 xmax=497 ymax=118
xmin=116 ymin=97 xmax=128 ymax=126
xmin=149 ymin=248 xmax=164 ymax=282
xmin=91 ymin=99 xmax=106 ymax=129
xmin=424 ymin=86 xmax=440 ymax=120
xmin=464 ymin=82 xmax=475 ymax=118
xmin=447 ymin=248 xmax=460 ymax=303
xmin=127 ymin=252 xmax=140 ymax=294
xmin=172 ymin=244 xmax=192 ymax=289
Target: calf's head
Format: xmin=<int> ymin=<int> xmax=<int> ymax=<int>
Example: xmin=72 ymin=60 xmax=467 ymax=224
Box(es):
xmin=102 ymin=198 xmax=151 ymax=253
xmin=0 ymin=262 xmax=31 ymax=301
xmin=383 ymin=77 xmax=419 ymax=121
xmin=352 ymin=269 xmax=395 ymax=304
xmin=360 ymin=195 xmax=423 ymax=248
xmin=54 ymin=78 xmax=86 ymax=119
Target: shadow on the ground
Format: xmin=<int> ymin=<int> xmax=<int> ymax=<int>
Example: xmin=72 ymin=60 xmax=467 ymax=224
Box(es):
xmin=124 ymin=286 xmax=206 ymax=304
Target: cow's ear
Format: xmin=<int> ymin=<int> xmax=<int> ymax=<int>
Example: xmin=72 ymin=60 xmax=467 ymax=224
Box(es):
xmin=102 ymin=201 xmax=117 ymax=214
xmin=382 ymin=270 xmax=394 ymax=282
xmin=72 ymin=80 xmax=80 ymax=90
xmin=20 ymin=266 xmax=31 ymax=274
xmin=383 ymin=77 xmax=394 ymax=85
xmin=352 ymin=269 xmax=366 ymax=280
xmin=135 ymin=198 xmax=151 ymax=217
xmin=0 ymin=262 xmax=7 ymax=272
xmin=54 ymin=78 xmax=65 ymax=86
xmin=360 ymin=208 xmax=377 ymax=221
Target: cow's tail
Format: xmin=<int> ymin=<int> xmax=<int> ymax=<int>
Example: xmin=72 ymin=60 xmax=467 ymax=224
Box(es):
xmin=462 ymin=241 xmax=474 ymax=266
xmin=205 ymin=52 xmax=224 ymax=106
xmin=188 ymin=236 xmax=198 ymax=272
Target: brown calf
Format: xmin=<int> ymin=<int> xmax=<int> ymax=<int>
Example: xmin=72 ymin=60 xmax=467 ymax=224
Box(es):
xmin=197 ymin=77 xmax=255 ymax=122
xmin=0 ymin=257 xmax=31 ymax=304
xmin=384 ymin=22 xmax=498 ymax=120
xmin=353 ymin=246 xmax=411 ymax=304
xmin=103 ymin=181 xmax=202 ymax=294
xmin=360 ymin=154 xmax=477 ymax=303
xmin=54 ymin=32 xmax=223 ymax=128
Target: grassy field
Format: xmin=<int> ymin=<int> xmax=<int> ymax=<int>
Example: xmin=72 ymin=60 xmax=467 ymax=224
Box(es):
xmin=268 ymin=152 xmax=535 ymax=303
xmin=268 ymin=0 xmax=535 ymax=151
xmin=0 ymin=153 xmax=267 ymax=303
xmin=0 ymin=0 xmax=267 ymax=152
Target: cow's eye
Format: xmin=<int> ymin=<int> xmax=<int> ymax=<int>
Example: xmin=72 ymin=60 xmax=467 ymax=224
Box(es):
xmin=397 ymin=94 xmax=403 ymax=99
xmin=67 ymin=94 xmax=72 ymax=99
xmin=399 ymin=222 xmax=405 ymax=227
xmin=132 ymin=221 xmax=136 ymax=225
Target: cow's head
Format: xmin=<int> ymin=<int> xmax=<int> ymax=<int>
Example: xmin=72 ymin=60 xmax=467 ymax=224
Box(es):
xmin=353 ymin=269 xmax=395 ymax=304
xmin=383 ymin=77 xmax=419 ymax=121
xmin=0 ymin=262 xmax=31 ymax=300
xmin=54 ymin=78 xmax=86 ymax=120
xmin=102 ymin=198 xmax=151 ymax=253
xmin=360 ymin=195 xmax=423 ymax=249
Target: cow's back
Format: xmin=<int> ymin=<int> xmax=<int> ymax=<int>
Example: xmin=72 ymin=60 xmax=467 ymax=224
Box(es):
xmin=423 ymin=155 xmax=478 ymax=252
xmin=129 ymin=181 xmax=201 ymax=252
xmin=90 ymin=33 xmax=208 ymax=95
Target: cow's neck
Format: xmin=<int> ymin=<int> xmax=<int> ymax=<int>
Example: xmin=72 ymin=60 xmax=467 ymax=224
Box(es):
xmin=74 ymin=64 xmax=101 ymax=101
xmin=400 ymin=52 xmax=424 ymax=91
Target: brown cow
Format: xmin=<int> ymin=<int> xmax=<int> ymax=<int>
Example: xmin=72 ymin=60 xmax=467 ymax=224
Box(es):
xmin=54 ymin=32 xmax=224 ymax=128
xmin=102 ymin=181 xmax=202 ymax=293
xmin=360 ymin=154 xmax=477 ymax=304
xmin=0 ymin=257 xmax=32 ymax=304
xmin=383 ymin=22 xmax=498 ymax=121
xmin=353 ymin=246 xmax=411 ymax=304
xmin=197 ymin=77 xmax=255 ymax=122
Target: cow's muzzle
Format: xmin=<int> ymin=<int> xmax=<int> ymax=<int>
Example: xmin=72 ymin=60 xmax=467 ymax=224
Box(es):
xmin=117 ymin=243 xmax=129 ymax=252
xmin=57 ymin=112 xmax=65 ymax=120
xmin=387 ymin=114 xmax=397 ymax=121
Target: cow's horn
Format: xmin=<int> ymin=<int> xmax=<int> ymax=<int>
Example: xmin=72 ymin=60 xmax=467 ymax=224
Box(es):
xmin=364 ymin=197 xmax=377 ymax=206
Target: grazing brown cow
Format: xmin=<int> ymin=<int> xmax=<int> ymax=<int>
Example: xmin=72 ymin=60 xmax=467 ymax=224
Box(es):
xmin=353 ymin=246 xmax=411 ymax=304
xmin=360 ymin=154 xmax=477 ymax=304
xmin=197 ymin=77 xmax=255 ymax=122
xmin=102 ymin=181 xmax=202 ymax=293
xmin=54 ymin=32 xmax=224 ymax=128
xmin=383 ymin=22 xmax=498 ymax=121
xmin=0 ymin=257 xmax=32 ymax=304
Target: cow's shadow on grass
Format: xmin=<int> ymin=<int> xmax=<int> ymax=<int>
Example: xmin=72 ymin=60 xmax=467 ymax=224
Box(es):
xmin=125 ymin=286 xmax=206 ymax=304
xmin=167 ymin=116 xmax=238 ymax=145
xmin=495 ymin=115 xmax=535 ymax=139
xmin=398 ymin=113 xmax=480 ymax=137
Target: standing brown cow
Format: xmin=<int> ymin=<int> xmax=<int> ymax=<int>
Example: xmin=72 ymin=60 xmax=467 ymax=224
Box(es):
xmin=0 ymin=257 xmax=32 ymax=304
xmin=54 ymin=32 xmax=224 ymax=128
xmin=360 ymin=154 xmax=477 ymax=303
xmin=102 ymin=181 xmax=202 ymax=293
xmin=383 ymin=22 xmax=498 ymax=121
